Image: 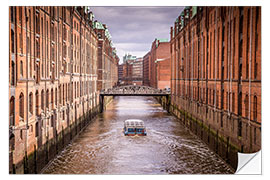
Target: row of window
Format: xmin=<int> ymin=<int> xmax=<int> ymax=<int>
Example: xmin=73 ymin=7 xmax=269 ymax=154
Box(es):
xmin=10 ymin=7 xmax=98 ymax=83
xmin=172 ymin=85 xmax=259 ymax=121
xmin=9 ymin=80 xmax=97 ymax=125
xmin=172 ymin=7 xmax=260 ymax=82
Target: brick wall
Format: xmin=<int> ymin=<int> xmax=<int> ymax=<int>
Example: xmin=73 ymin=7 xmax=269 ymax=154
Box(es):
xmin=170 ymin=7 xmax=261 ymax=153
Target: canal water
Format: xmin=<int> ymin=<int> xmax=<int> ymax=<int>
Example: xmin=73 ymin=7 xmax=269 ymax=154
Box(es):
xmin=42 ymin=96 xmax=234 ymax=174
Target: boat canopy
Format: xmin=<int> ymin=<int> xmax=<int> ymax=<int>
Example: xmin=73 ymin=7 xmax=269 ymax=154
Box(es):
xmin=124 ymin=119 xmax=145 ymax=128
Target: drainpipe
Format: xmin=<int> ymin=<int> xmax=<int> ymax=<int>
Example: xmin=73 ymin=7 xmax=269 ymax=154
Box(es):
xmin=214 ymin=8 xmax=217 ymax=111
xmin=176 ymin=48 xmax=178 ymax=105
xmin=25 ymin=7 xmax=29 ymax=173
xmin=206 ymin=8 xmax=209 ymax=115
xmin=230 ymin=8 xmax=234 ymax=115
xmin=45 ymin=7 xmax=48 ymax=146
xmin=200 ymin=8 xmax=203 ymax=103
xmin=228 ymin=7 xmax=231 ymax=116
xmin=191 ymin=27 xmax=194 ymax=102
xmin=248 ymin=7 xmax=253 ymax=127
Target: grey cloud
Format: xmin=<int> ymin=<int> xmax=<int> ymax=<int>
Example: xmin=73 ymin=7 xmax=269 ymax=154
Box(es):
xmin=90 ymin=6 xmax=184 ymax=61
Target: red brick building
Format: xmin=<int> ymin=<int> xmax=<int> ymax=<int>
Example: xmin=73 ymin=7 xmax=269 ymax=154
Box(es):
xmin=117 ymin=64 xmax=123 ymax=84
xmin=132 ymin=57 xmax=143 ymax=85
xmin=120 ymin=54 xmax=143 ymax=85
xmin=170 ymin=6 xmax=261 ymax=161
xmin=122 ymin=62 xmax=133 ymax=85
xmin=94 ymin=22 xmax=119 ymax=90
xmin=156 ymin=57 xmax=171 ymax=89
xmin=148 ymin=38 xmax=171 ymax=89
xmin=9 ymin=6 xmax=118 ymax=173
xmin=143 ymin=52 xmax=151 ymax=86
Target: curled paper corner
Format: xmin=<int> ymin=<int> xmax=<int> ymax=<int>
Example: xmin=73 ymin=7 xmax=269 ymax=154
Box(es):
xmin=235 ymin=150 xmax=261 ymax=174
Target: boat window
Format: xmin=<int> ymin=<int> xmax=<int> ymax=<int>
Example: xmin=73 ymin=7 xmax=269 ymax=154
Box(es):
xmin=128 ymin=128 xmax=135 ymax=132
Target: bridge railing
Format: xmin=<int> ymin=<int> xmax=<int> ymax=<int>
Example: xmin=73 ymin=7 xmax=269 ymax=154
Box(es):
xmin=100 ymin=85 xmax=170 ymax=95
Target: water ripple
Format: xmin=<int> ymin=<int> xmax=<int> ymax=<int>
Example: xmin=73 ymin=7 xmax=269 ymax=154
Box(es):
xmin=43 ymin=96 xmax=234 ymax=174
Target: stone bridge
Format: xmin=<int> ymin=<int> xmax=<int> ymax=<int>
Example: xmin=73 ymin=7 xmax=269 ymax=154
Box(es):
xmin=99 ymin=85 xmax=171 ymax=112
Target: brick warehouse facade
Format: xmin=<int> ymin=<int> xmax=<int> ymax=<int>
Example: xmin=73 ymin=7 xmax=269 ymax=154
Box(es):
xmin=119 ymin=54 xmax=143 ymax=85
xmin=9 ymin=6 xmax=119 ymax=173
xmin=117 ymin=64 xmax=123 ymax=84
xmin=170 ymin=7 xmax=261 ymax=169
xmin=142 ymin=52 xmax=151 ymax=86
xmin=132 ymin=57 xmax=143 ymax=85
xmin=94 ymin=22 xmax=119 ymax=91
xmin=148 ymin=38 xmax=171 ymax=89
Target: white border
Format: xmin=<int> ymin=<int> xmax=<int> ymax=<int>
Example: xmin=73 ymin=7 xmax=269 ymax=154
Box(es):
xmin=2 ymin=0 xmax=268 ymax=179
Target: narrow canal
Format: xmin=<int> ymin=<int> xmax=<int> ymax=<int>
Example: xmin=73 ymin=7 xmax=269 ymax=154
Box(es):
xmin=42 ymin=96 xmax=234 ymax=174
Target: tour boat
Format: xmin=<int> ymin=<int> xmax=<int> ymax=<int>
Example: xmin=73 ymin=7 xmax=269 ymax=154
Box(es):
xmin=123 ymin=119 xmax=147 ymax=136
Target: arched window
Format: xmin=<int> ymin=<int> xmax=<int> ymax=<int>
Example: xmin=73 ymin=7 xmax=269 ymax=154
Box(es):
xmin=55 ymin=88 xmax=57 ymax=106
xmin=41 ymin=17 xmax=43 ymax=40
xmin=51 ymin=89 xmax=54 ymax=109
xmin=59 ymin=85 xmax=61 ymax=105
xmin=71 ymin=82 xmax=73 ymax=101
xmin=30 ymin=125 xmax=33 ymax=133
xmin=36 ymin=39 xmax=40 ymax=58
xmin=29 ymin=92 xmax=33 ymax=114
xmin=10 ymin=7 xmax=14 ymax=23
xmin=245 ymin=94 xmax=249 ymax=118
xmin=11 ymin=29 xmax=15 ymax=53
xmin=232 ymin=93 xmax=235 ymax=113
xmin=11 ymin=61 xmax=15 ymax=86
xmin=19 ymin=93 xmax=24 ymax=119
xmin=62 ymin=84 xmax=65 ymax=105
xmin=51 ymin=115 xmax=54 ymax=128
xmin=19 ymin=7 xmax=22 ymax=24
xmin=9 ymin=96 xmax=15 ymax=126
xmin=254 ymin=96 xmax=257 ymax=121
xmin=20 ymin=61 xmax=23 ymax=77
xmin=46 ymin=89 xmax=49 ymax=109
xmin=41 ymin=90 xmax=44 ymax=110
xmin=216 ymin=91 xmax=219 ymax=108
xmin=20 ymin=129 xmax=23 ymax=140
xmin=36 ymin=14 xmax=40 ymax=34
xmin=77 ymin=82 xmax=79 ymax=98
xmin=213 ymin=90 xmax=215 ymax=105
xmin=35 ymin=122 xmax=39 ymax=137
xmin=35 ymin=91 xmax=39 ymax=115
xmin=74 ymin=82 xmax=76 ymax=99
xmin=66 ymin=83 xmax=68 ymax=102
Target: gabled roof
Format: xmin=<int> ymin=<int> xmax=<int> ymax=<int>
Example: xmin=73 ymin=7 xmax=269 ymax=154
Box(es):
xmin=93 ymin=21 xmax=105 ymax=30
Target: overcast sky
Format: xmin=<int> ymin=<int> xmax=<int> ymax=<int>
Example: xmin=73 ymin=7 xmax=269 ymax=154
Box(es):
xmin=90 ymin=6 xmax=184 ymax=64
